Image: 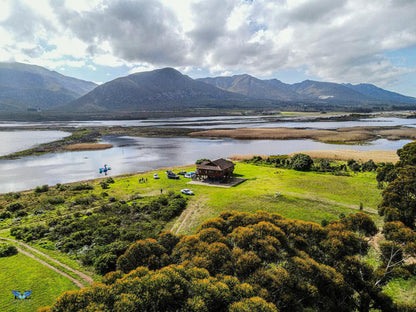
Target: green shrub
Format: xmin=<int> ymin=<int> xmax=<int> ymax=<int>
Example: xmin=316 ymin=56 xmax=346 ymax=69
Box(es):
xmin=48 ymin=196 xmax=65 ymax=205
xmin=0 ymin=244 xmax=18 ymax=257
xmin=362 ymin=159 xmax=377 ymax=172
xmin=291 ymin=153 xmax=314 ymax=171
xmin=6 ymin=202 xmax=24 ymax=212
xmin=35 ymin=184 xmax=49 ymax=193
xmin=0 ymin=211 xmax=12 ymax=219
xmin=70 ymin=184 xmax=94 ymax=191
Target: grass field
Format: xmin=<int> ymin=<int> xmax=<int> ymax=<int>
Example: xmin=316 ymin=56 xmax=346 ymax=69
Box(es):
xmin=86 ymin=162 xmax=382 ymax=234
xmin=0 ymin=253 xmax=78 ymax=312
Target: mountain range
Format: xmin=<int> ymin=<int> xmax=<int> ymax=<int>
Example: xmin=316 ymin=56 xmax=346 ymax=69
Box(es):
xmin=198 ymin=75 xmax=416 ymax=105
xmin=1 ymin=62 xmax=415 ymax=112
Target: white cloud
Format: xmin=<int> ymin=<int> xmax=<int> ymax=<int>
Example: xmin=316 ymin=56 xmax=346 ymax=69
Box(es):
xmin=129 ymin=63 xmax=156 ymax=74
xmin=0 ymin=0 xmax=415 ymax=94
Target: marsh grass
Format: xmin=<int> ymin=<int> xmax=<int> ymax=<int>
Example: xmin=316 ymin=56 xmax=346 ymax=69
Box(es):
xmin=290 ymin=150 xmax=399 ymax=163
xmin=190 ymin=126 xmax=416 ymax=144
xmin=64 ymin=143 xmax=113 ymax=150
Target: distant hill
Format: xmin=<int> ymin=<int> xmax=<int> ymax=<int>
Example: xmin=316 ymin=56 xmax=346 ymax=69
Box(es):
xmin=343 ymin=83 xmax=416 ymax=104
xmin=199 ymin=75 xmax=416 ymax=106
xmin=0 ymin=62 xmax=97 ymax=111
xmin=198 ymin=74 xmax=302 ymax=101
xmin=65 ymin=68 xmax=257 ymax=112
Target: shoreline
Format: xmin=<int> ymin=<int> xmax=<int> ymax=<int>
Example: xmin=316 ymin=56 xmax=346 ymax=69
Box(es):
xmin=0 ymin=148 xmax=398 ymax=195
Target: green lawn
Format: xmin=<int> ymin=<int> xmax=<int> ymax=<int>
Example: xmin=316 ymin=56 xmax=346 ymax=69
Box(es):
xmin=0 ymin=253 xmax=78 ymax=312
xmin=148 ymin=163 xmax=382 ymax=234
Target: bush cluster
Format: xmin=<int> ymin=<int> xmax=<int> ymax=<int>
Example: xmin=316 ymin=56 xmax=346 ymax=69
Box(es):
xmin=10 ymin=192 xmax=188 ymax=275
xmin=245 ymin=154 xmax=379 ymax=174
xmin=44 ymin=211 xmax=409 ymax=312
xmin=0 ymin=244 xmax=18 ymax=257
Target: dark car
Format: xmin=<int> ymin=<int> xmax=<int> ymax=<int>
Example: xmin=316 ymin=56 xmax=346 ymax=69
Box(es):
xmin=167 ymin=172 xmax=180 ymax=179
xmin=177 ymin=171 xmax=186 ymax=175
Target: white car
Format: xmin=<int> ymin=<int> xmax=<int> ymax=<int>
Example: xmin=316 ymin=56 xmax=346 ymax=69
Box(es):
xmin=153 ymin=173 xmax=160 ymax=179
xmin=181 ymin=189 xmax=194 ymax=195
xmin=184 ymin=172 xmax=195 ymax=178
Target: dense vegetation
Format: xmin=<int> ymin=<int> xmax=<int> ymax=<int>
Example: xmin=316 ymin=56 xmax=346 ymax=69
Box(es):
xmin=1 ymin=181 xmax=187 ymax=275
xmin=244 ymin=153 xmax=378 ymax=174
xmin=0 ymin=243 xmax=18 ymax=257
xmin=42 ymin=210 xmax=414 ymax=312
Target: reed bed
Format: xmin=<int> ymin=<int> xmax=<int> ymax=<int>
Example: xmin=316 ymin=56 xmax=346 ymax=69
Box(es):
xmin=229 ymin=154 xmax=268 ymax=161
xmin=190 ymin=127 xmax=378 ymax=143
xmin=290 ymin=150 xmax=399 ymax=163
xmin=64 ymin=143 xmax=113 ymax=151
xmin=378 ymin=129 xmax=416 ymax=140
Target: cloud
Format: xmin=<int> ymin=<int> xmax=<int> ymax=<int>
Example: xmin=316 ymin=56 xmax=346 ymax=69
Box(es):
xmin=0 ymin=0 xmax=415 ymax=92
xmin=50 ymin=0 xmax=191 ymax=66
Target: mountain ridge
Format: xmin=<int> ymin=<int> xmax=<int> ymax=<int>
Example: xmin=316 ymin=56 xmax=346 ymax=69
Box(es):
xmin=1 ymin=63 xmax=415 ymax=113
xmin=0 ymin=62 xmax=97 ymax=111
xmin=198 ymin=74 xmax=416 ymax=105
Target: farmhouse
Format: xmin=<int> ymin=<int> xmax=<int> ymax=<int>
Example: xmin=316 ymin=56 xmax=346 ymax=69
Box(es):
xmin=195 ymin=158 xmax=235 ymax=182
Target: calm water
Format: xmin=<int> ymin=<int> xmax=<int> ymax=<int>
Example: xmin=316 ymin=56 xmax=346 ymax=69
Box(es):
xmin=0 ymin=135 xmax=410 ymax=193
xmin=0 ymin=131 xmax=70 ymax=156
xmin=1 ymin=116 xmax=416 ymax=129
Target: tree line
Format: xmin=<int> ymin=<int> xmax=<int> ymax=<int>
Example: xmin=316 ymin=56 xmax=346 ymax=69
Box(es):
xmin=244 ymin=153 xmax=378 ymax=174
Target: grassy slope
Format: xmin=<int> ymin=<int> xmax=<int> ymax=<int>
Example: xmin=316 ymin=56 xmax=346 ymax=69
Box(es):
xmin=0 ymin=253 xmax=78 ymax=312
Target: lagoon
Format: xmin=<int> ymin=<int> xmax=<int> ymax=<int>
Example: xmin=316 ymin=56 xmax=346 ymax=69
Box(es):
xmin=1 ymin=116 xmax=416 ymax=130
xmin=0 ymin=130 xmax=71 ymax=156
xmin=0 ymin=134 xmax=410 ymax=193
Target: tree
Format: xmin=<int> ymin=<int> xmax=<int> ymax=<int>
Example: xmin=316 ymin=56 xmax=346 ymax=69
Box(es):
xmin=378 ymin=167 xmax=416 ymax=229
xmin=290 ymin=153 xmax=314 ymax=171
xmin=229 ymin=297 xmax=278 ymax=312
xmin=376 ymin=162 xmax=397 ymax=188
xmin=397 ymin=141 xmax=416 ymax=167
xmin=362 ymin=159 xmax=377 ymax=172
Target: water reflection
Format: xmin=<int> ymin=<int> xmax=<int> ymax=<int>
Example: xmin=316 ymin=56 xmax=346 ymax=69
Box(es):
xmin=1 ymin=116 xmax=415 ymax=130
xmin=0 ymin=131 xmax=70 ymax=156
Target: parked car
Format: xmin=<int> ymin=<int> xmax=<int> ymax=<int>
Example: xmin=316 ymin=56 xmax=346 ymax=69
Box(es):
xmin=167 ymin=172 xmax=180 ymax=179
xmin=177 ymin=171 xmax=186 ymax=175
xmin=184 ymin=172 xmax=195 ymax=179
xmin=153 ymin=173 xmax=159 ymax=179
xmin=181 ymin=189 xmax=194 ymax=195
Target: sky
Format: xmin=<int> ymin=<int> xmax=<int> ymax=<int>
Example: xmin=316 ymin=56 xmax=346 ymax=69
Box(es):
xmin=1 ymin=0 xmax=416 ymax=97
